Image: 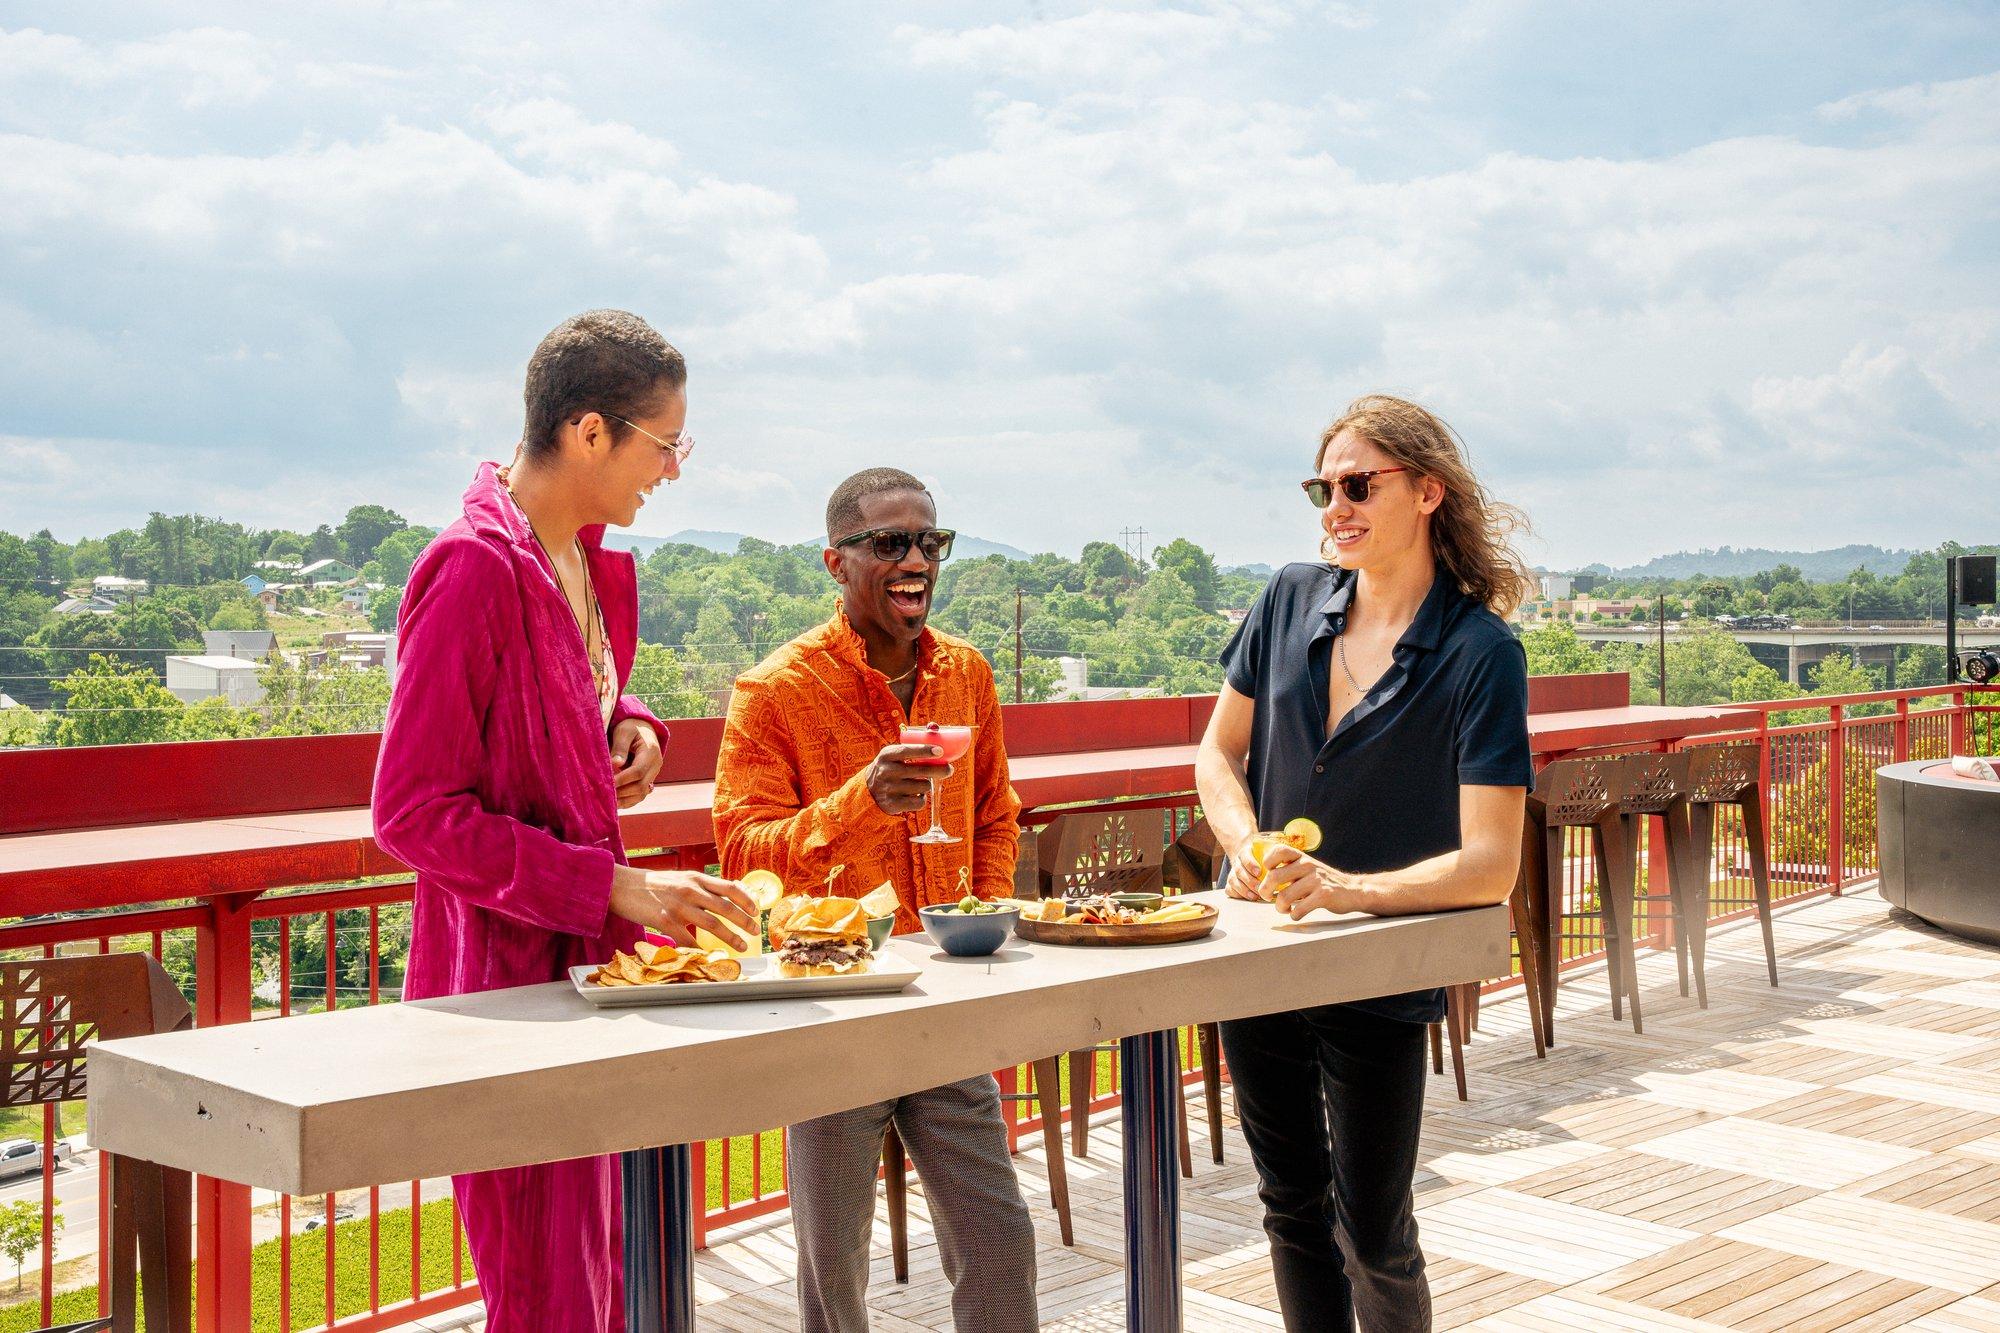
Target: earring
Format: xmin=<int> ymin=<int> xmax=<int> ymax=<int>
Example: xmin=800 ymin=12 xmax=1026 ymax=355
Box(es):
xmin=1319 ymin=535 xmax=1338 ymax=562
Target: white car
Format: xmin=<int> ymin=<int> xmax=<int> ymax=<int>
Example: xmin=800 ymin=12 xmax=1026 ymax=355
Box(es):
xmin=0 ymin=1138 xmax=44 ymax=1180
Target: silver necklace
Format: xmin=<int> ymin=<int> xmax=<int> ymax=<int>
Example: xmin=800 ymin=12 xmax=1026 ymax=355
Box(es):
xmin=1337 ymin=631 xmax=1366 ymax=694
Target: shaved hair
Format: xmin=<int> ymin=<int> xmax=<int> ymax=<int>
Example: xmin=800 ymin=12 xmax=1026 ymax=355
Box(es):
xmin=825 ymin=468 xmax=932 ymax=545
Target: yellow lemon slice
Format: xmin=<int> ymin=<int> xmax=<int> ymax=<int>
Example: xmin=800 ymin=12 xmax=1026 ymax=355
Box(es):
xmin=1283 ymin=817 xmax=1322 ymax=853
xmin=739 ymin=869 xmax=785 ymax=913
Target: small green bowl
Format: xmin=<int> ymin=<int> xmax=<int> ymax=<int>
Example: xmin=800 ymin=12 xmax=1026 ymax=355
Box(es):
xmin=866 ymin=915 xmax=895 ymax=950
xmin=1112 ymin=892 xmax=1165 ymax=911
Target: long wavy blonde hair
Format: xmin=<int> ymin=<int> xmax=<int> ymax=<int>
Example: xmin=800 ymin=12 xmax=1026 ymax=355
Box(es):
xmin=1317 ymin=394 xmax=1533 ymax=618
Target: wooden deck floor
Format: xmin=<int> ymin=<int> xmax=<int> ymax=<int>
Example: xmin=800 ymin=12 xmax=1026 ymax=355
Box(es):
xmin=422 ymin=885 xmax=2000 ymax=1331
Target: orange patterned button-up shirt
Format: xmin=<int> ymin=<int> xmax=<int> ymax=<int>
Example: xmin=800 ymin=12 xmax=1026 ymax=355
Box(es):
xmin=713 ymin=604 xmax=1021 ymax=934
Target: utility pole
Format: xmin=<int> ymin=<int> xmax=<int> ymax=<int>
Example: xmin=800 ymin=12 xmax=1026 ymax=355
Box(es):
xmin=1657 ymin=588 xmax=1667 ymax=706
xmin=1118 ymin=526 xmax=1150 ymax=567
xmin=1014 ymin=587 xmax=1025 ymax=704
xmin=1947 ymin=556 xmax=1959 ymax=684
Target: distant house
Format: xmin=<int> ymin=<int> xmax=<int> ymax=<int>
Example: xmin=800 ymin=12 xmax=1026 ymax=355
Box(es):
xmin=340 ymin=586 xmax=370 ymax=612
xmin=240 ymin=573 xmax=268 ymax=595
xmin=319 ymin=630 xmax=393 ymax=670
xmin=1539 ymin=574 xmax=1574 ymax=601
xmin=53 ymin=595 xmax=118 ymax=616
xmin=297 ymin=559 xmax=360 ymax=587
xmin=253 ymin=560 xmax=301 ymax=573
xmin=165 ymin=655 xmax=266 ymax=706
xmin=91 ymin=575 xmax=149 ymax=604
xmin=0 ymin=693 xmax=21 ymax=710
xmin=201 ymin=630 xmax=277 ymax=661
xmin=1049 ymin=655 xmax=1161 ymax=702
xmin=1219 ymin=608 xmax=1250 ymax=626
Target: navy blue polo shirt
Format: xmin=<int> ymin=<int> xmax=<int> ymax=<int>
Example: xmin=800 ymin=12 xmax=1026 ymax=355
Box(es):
xmin=1220 ymin=562 xmax=1534 ymax=1024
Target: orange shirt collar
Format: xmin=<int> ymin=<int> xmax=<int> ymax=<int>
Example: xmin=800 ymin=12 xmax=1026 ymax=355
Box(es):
xmin=826 ymin=599 xmax=951 ymax=679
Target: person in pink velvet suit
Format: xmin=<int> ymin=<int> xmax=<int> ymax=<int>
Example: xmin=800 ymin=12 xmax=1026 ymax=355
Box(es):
xmin=373 ymin=310 xmax=755 ymax=1333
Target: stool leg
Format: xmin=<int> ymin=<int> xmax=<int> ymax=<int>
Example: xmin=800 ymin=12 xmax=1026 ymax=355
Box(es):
xmin=1542 ymin=822 xmax=1567 ymax=1042
xmin=1508 ymin=883 xmax=1548 ymax=1059
xmin=1675 ymin=802 xmax=1710 ymax=1010
xmin=1030 ymin=1057 xmax=1075 ymax=1245
xmin=1197 ymin=1023 xmax=1224 ymax=1163
xmin=1068 ymin=1049 xmax=1093 ymax=1157
xmin=884 ymin=1127 xmax=909 ymax=1283
xmin=1445 ymin=987 xmax=1469 ymax=1101
xmin=1601 ymin=818 xmax=1645 ymax=1034
xmin=1591 ymin=827 xmax=1624 ymax=1023
xmin=1429 ymin=1021 xmax=1443 ymax=1074
xmin=1739 ymin=793 xmax=1779 ymax=986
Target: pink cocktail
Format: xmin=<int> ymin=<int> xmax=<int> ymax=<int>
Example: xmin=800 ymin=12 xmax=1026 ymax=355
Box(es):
xmin=902 ymin=722 xmax=973 ymax=844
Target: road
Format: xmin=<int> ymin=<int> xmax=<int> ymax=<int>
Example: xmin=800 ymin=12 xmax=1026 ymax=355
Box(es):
xmin=2 ymin=1148 xmax=453 ymax=1285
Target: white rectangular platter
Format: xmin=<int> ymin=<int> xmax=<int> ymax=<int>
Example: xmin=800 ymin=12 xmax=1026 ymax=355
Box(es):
xmin=567 ymin=953 xmax=922 ymax=1008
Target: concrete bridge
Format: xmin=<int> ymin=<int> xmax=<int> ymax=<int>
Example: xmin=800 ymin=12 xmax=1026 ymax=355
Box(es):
xmin=1567 ymin=624 xmax=2000 ymax=686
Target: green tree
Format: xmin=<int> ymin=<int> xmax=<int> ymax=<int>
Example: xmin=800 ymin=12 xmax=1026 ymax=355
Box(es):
xmin=0 ymin=1198 xmax=59 ymax=1291
xmin=0 ymin=705 xmax=43 ymax=747
xmin=1152 ymin=538 xmax=1219 ymax=612
xmin=52 ymin=655 xmax=184 ymax=746
xmin=369 ymin=586 xmax=404 ymax=634
xmin=624 ymin=642 xmax=711 ymax=719
xmin=362 ymin=527 xmax=436 ymax=586
xmin=337 ymin=506 xmax=409 ymax=565
xmin=209 ymin=600 xmax=266 ymax=632
xmin=257 ymin=663 xmax=393 ymax=736
xmin=308 ymin=525 xmax=342 ymax=561
xmin=1519 ymin=623 xmax=1602 ymax=676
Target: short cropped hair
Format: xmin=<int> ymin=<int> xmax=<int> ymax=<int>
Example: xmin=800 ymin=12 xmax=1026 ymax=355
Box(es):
xmin=825 ymin=468 xmax=933 ymax=545
xmin=521 ymin=310 xmax=686 ymax=458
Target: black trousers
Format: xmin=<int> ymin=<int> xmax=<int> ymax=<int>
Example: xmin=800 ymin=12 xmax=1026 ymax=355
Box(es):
xmin=1219 ymin=1003 xmax=1431 ymax=1332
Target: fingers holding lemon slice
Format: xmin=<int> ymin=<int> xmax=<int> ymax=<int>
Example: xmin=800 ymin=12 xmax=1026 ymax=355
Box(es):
xmin=1283 ymin=817 xmax=1322 ymax=853
xmin=739 ymin=869 xmax=786 ymax=914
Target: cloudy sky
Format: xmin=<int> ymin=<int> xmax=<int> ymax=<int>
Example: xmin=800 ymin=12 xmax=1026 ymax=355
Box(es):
xmin=2 ymin=2 xmax=1995 ymax=570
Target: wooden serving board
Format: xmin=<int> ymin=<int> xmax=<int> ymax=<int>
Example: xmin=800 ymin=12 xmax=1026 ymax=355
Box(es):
xmin=1013 ymin=906 xmax=1219 ymax=947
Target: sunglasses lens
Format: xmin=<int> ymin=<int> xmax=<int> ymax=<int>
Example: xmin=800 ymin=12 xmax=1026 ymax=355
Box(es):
xmin=1340 ymin=475 xmax=1372 ymax=504
xmin=1304 ymin=480 xmax=1332 ymax=508
xmin=869 ymin=533 xmax=914 ymax=561
xmin=918 ymin=531 xmax=954 ymax=561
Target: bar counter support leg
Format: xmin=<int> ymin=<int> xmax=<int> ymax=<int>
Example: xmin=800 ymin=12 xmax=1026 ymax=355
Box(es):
xmin=623 ymin=1144 xmax=696 ymax=1333
xmin=1121 ymin=1028 xmax=1182 ymax=1331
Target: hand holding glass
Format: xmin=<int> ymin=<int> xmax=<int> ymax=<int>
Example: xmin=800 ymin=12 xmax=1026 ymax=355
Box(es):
xmin=901 ymin=722 xmax=974 ymax=844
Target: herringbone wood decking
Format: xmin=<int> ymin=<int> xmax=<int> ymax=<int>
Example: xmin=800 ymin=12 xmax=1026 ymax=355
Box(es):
xmin=417 ymin=885 xmax=2000 ymax=1331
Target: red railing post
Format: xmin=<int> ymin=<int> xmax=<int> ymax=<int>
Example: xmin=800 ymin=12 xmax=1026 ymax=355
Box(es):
xmin=1826 ymin=705 xmax=1845 ymax=894
xmin=1950 ymin=684 xmax=1970 ymax=756
xmin=1893 ymin=697 xmax=1910 ymax=763
xmin=193 ymin=892 xmax=258 ymax=1333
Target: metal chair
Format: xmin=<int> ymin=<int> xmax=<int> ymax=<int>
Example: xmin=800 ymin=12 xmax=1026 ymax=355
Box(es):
xmin=881 ymin=1060 xmax=1074 ymax=1283
xmin=1683 ymin=743 xmax=1779 ymax=988
xmin=1607 ymin=751 xmax=1702 ymax=1029
xmin=2 ymin=954 xmax=193 ymax=1333
xmin=1525 ymin=756 xmax=1628 ymax=1044
xmin=1429 ymin=834 xmax=1552 ymax=1098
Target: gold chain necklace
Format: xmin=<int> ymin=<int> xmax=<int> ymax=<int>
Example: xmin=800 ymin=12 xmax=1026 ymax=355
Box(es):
xmin=501 ymin=471 xmax=610 ymax=702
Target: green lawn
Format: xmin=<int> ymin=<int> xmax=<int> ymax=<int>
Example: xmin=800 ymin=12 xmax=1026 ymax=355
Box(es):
xmin=0 ymin=1100 xmax=85 ymax=1143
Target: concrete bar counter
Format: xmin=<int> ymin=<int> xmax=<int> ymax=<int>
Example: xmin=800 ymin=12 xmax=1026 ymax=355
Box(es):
xmin=88 ymin=891 xmax=1507 ymax=1332
xmin=1877 ymin=759 xmax=2000 ymax=945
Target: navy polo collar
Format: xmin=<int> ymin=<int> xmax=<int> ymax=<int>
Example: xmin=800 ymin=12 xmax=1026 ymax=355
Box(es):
xmin=1313 ymin=563 xmax=1457 ymax=652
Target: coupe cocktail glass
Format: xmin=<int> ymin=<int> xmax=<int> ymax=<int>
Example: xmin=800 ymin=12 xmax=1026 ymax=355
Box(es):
xmin=902 ymin=722 xmax=974 ymax=845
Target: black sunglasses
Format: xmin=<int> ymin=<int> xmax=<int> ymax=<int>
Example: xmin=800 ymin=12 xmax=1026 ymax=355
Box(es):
xmin=834 ymin=527 xmax=956 ymax=562
xmin=1301 ymin=467 xmax=1411 ymax=508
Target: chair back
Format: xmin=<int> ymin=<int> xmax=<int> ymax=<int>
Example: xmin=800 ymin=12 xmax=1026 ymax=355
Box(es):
xmin=1529 ymin=756 xmax=1622 ymax=829
xmin=1038 ymin=808 xmax=1166 ymax=898
xmin=3 ymin=955 xmax=192 ymax=1109
xmin=1683 ymin=743 xmax=1759 ymax=805
xmin=1613 ymin=751 xmax=1690 ymax=817
xmin=1164 ymin=816 xmax=1223 ymax=893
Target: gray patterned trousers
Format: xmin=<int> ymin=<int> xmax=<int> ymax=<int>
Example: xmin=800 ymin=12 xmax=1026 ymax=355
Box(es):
xmin=785 ymin=1074 xmax=1039 ymax=1333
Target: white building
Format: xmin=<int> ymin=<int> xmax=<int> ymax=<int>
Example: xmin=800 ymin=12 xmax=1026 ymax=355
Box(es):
xmin=201 ymin=630 xmax=277 ymax=660
xmin=1539 ymin=574 xmax=1574 ymax=601
xmin=91 ymin=575 xmax=149 ymax=604
xmin=165 ymin=656 xmax=266 ymax=706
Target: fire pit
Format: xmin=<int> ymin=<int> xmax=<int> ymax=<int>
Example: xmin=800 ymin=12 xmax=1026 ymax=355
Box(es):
xmin=1877 ymin=759 xmax=2000 ymax=945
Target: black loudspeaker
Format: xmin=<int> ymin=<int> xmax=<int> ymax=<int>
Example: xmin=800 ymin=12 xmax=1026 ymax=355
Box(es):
xmin=1960 ymin=555 xmax=1997 ymax=605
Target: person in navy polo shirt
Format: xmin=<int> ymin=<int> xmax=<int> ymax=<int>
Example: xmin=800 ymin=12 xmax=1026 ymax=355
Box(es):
xmin=1195 ymin=394 xmax=1536 ymax=1332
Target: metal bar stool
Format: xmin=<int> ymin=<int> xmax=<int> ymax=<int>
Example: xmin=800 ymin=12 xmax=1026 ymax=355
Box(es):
xmin=1683 ymin=742 xmax=1780 ymax=988
xmin=1525 ymin=755 xmax=1627 ymax=1045
xmin=1605 ymin=750 xmax=1701 ymax=1031
xmin=882 ymin=1053 xmax=1075 ymax=1283
xmin=3 ymin=955 xmax=193 ymax=1333
xmin=1428 ymin=836 xmax=1552 ymax=1097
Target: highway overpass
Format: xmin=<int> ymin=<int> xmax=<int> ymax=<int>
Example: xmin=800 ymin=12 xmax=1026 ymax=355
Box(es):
xmin=1564 ymin=624 xmax=2000 ymax=686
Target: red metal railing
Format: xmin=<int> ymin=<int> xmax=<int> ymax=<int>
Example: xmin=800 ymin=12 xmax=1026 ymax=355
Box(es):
xmin=4 ymin=683 xmax=1995 ymax=1330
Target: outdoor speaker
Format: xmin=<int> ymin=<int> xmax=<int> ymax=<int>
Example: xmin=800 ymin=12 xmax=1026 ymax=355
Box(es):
xmin=1961 ymin=555 xmax=1997 ymax=606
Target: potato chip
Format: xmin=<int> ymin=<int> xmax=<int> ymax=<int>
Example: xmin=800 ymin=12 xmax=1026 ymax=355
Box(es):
xmin=586 ymin=943 xmax=746 ymax=988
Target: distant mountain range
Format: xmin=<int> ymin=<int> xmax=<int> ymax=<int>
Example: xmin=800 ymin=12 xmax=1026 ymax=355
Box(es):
xmin=1576 ymin=545 xmax=1920 ymax=582
xmin=604 ymin=529 xmax=1032 ymax=561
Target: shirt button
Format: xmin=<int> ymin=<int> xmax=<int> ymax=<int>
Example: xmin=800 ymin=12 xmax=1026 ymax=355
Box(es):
xmin=1314 ymin=764 xmax=1325 ymax=773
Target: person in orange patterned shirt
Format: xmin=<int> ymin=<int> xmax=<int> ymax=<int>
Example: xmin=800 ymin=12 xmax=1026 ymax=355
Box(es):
xmin=713 ymin=467 xmax=1037 ymax=1333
